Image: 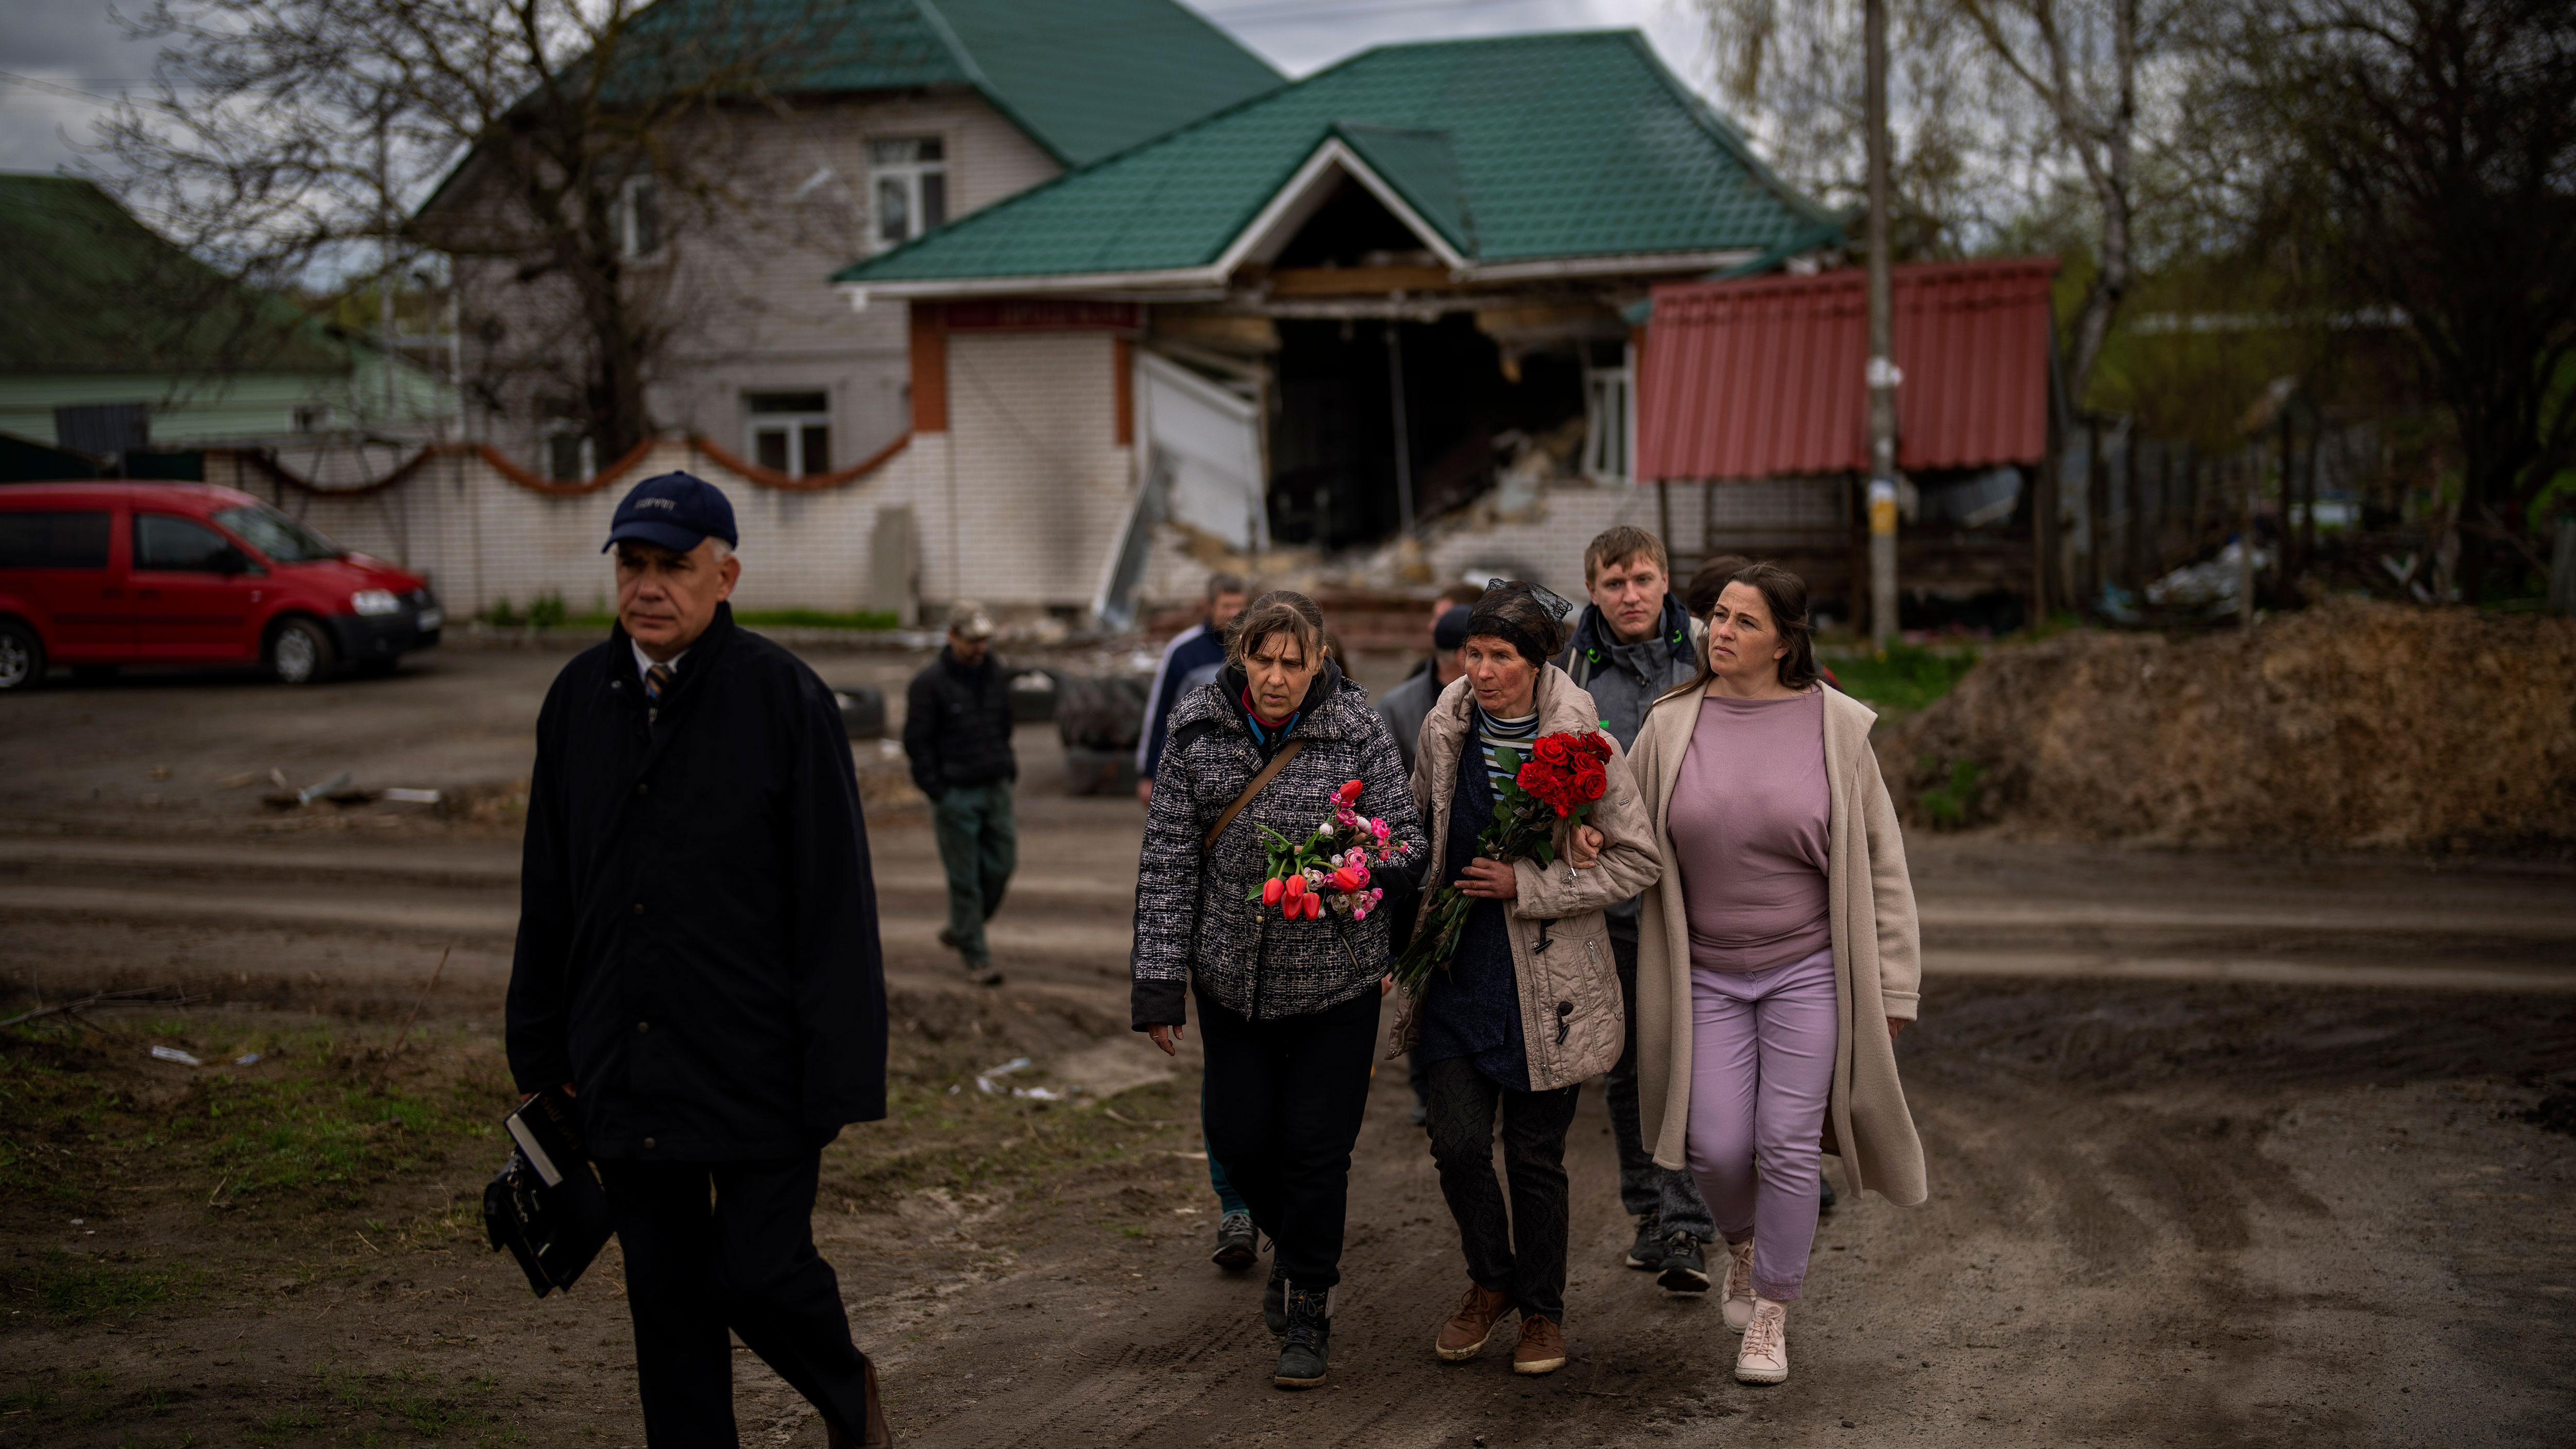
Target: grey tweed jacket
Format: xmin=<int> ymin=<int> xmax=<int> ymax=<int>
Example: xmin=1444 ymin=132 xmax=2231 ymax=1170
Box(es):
xmin=1129 ymin=661 xmax=1427 ymax=1029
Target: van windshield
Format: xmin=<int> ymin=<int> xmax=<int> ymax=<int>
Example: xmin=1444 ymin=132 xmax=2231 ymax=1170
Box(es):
xmin=213 ymin=503 xmax=344 ymax=564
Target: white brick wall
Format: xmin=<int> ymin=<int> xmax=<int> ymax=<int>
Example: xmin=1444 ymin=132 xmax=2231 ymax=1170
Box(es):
xmin=930 ymin=331 xmax=1134 ymax=606
xmin=216 ymin=327 xmax=1140 ymax=617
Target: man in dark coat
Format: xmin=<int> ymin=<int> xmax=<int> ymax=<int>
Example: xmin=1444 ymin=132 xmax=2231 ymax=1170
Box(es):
xmin=904 ymin=601 xmax=1015 ymax=986
xmin=1135 ymin=570 xmax=1248 ymax=804
xmin=506 ymin=471 xmax=890 ymax=1447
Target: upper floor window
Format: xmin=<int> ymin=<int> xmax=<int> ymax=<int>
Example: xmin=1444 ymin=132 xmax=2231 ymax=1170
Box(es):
xmin=747 ymin=392 xmax=829 ymax=476
xmin=548 ymin=431 xmax=595 ymax=482
xmin=869 ymin=138 xmax=946 ymax=247
xmin=614 ymin=175 xmax=661 ymax=260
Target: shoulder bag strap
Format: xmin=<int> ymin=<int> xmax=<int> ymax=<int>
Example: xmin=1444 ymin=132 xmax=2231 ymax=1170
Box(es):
xmin=1201 ymin=739 xmax=1305 ymax=856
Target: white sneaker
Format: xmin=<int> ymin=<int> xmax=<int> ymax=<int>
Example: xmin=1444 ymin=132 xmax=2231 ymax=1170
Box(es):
xmin=1735 ymin=1297 xmax=1789 ymax=1385
xmin=1721 ymin=1239 xmax=1757 ymax=1332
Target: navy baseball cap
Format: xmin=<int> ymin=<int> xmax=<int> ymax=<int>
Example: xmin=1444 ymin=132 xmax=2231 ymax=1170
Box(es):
xmin=602 ymin=471 xmax=738 ymax=554
xmin=1433 ymin=605 xmax=1473 ymax=651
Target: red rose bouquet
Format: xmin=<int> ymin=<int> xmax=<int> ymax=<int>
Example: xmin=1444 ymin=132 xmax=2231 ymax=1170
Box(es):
xmin=1390 ymin=728 xmax=1615 ymax=996
xmin=1248 ymin=777 xmax=1414 ymax=928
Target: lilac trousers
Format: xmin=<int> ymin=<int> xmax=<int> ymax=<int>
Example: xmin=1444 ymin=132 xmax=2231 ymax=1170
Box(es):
xmin=1683 ymin=948 xmax=1838 ymax=1302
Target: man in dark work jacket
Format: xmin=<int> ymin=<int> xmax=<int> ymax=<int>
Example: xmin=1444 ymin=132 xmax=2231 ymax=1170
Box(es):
xmin=506 ymin=471 xmax=890 ymax=1447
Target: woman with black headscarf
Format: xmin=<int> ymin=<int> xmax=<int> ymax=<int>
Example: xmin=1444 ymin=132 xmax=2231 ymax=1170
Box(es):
xmin=1393 ymin=581 xmax=1662 ymax=1376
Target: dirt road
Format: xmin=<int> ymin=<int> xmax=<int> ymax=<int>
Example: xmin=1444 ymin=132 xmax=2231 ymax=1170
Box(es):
xmin=3 ymin=650 xmax=2572 ymax=1447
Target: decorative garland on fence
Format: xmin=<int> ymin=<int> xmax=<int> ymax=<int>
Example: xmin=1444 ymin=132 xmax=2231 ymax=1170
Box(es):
xmin=217 ymin=431 xmax=913 ymax=500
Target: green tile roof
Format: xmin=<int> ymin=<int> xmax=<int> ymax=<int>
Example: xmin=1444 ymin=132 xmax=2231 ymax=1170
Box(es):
xmin=0 ymin=174 xmax=355 ymax=376
xmin=609 ymin=0 xmax=1282 ymax=166
xmin=832 ymin=29 xmax=1840 ymax=287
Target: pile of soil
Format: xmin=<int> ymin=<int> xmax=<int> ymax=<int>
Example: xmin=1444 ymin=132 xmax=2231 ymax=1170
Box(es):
xmin=1883 ymin=599 xmax=2576 ymax=853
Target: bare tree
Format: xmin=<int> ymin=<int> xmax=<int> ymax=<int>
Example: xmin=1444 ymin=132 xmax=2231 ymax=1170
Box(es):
xmin=94 ymin=0 xmax=833 ymax=459
xmin=1701 ymin=0 xmax=2208 ymax=407
xmin=2214 ymin=0 xmax=2576 ymax=602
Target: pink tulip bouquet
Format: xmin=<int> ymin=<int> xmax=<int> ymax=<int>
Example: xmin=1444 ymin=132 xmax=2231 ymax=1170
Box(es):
xmin=1248 ymin=778 xmax=1412 ymax=925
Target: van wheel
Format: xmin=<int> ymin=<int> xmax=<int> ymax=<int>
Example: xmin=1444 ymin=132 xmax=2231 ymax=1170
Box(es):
xmin=267 ymin=617 xmax=334 ymax=686
xmin=0 ymin=620 xmax=43 ymax=691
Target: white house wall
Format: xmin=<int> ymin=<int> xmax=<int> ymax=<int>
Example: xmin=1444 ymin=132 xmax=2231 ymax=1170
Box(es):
xmin=934 ymin=330 xmax=1134 ymax=607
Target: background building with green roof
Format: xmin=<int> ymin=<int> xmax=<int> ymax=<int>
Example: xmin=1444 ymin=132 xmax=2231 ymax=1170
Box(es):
xmin=825 ymin=29 xmax=1840 ymax=617
xmin=0 ymin=173 xmax=450 ymax=463
xmin=418 ymin=0 xmax=1280 ymax=487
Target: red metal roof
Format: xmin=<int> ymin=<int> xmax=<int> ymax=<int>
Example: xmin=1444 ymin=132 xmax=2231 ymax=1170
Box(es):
xmin=1636 ymin=257 xmax=2060 ymax=481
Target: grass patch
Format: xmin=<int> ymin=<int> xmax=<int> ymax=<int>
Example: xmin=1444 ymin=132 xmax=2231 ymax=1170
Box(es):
xmin=38 ymin=1262 xmax=175 ymax=1324
xmin=1825 ymin=641 xmax=1981 ymax=723
xmin=1916 ymin=758 xmax=1987 ymax=829
xmin=0 ymin=1020 xmax=507 ymax=1220
xmin=733 ymin=608 xmax=902 ymax=632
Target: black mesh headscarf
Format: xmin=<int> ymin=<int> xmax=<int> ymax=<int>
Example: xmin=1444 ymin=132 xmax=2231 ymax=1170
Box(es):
xmin=1464 ymin=578 xmax=1575 ymax=666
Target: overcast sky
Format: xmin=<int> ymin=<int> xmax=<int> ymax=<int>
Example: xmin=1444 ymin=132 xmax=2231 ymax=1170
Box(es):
xmin=0 ymin=0 xmax=1721 ymax=179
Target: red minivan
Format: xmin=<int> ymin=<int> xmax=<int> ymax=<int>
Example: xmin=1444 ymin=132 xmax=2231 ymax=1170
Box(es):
xmin=0 ymin=482 xmax=441 ymax=689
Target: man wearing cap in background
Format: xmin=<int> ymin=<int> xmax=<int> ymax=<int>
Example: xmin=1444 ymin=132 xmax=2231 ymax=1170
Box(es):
xmin=507 ymin=471 xmax=891 ymax=1446
xmin=905 ymin=601 xmax=1016 ymax=986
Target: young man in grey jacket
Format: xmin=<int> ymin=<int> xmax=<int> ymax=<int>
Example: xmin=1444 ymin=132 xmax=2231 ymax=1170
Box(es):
xmin=1554 ymin=525 xmax=1720 ymax=1293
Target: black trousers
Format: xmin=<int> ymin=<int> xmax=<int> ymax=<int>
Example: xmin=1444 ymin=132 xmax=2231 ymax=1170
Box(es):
xmin=1193 ymin=982 xmax=1379 ymax=1289
xmin=1604 ymin=935 xmax=1718 ymax=1240
xmin=598 ymin=1153 xmax=872 ymax=1446
xmin=1422 ymin=1055 xmax=1581 ymax=1323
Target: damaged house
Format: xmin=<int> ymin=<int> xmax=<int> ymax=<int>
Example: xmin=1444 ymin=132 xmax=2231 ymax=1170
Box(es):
xmin=831 ymin=28 xmax=1843 ymax=617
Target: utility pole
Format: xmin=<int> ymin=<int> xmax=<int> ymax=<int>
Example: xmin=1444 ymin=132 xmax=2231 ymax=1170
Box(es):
xmin=1864 ymin=0 xmax=1900 ymax=655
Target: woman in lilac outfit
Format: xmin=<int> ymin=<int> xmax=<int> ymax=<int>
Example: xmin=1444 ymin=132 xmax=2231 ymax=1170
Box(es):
xmin=1623 ymin=562 xmax=1927 ymax=1387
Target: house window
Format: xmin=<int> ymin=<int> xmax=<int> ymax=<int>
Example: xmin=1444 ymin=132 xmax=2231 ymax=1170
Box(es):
xmin=868 ymin=138 xmax=946 ymax=247
xmin=745 ymin=392 xmax=830 ymax=476
xmin=614 ymin=175 xmax=661 ymax=259
xmin=292 ymin=403 xmax=332 ymax=432
xmin=547 ymin=431 xmax=595 ymax=481
xmin=1583 ymin=357 xmax=1634 ymax=484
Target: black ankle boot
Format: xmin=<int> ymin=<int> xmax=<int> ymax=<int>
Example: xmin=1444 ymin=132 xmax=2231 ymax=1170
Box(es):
xmin=1262 ymin=1263 xmax=1288 ymax=1336
xmin=1273 ymin=1284 xmax=1331 ymax=1389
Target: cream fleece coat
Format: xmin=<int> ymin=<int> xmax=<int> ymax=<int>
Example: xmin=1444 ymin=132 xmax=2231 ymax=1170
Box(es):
xmin=1626 ymin=681 xmax=1927 ymax=1206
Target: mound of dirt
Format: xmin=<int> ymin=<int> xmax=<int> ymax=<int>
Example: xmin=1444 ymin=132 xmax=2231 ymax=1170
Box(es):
xmin=1883 ymin=599 xmax=2576 ymax=853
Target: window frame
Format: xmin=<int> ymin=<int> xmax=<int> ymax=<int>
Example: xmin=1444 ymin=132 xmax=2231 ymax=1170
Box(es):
xmin=867 ymin=137 xmax=948 ymax=250
xmin=614 ymin=174 xmax=662 ymax=261
xmin=546 ymin=431 xmax=596 ymax=483
xmin=1583 ymin=348 xmax=1636 ymax=485
xmin=743 ymin=392 xmax=832 ymax=478
xmin=132 ymin=512 xmax=242 ymax=573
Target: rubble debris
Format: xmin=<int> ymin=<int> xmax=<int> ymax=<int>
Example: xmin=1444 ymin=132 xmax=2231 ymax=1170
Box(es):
xmin=217 ymin=772 xmax=258 ymax=789
xmin=150 ymin=1045 xmax=204 ymax=1066
xmin=383 ymin=788 xmax=441 ymax=804
xmin=298 ymin=771 xmax=352 ymax=806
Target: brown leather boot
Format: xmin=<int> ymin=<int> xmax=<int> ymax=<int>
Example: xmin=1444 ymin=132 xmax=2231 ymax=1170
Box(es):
xmin=1435 ymin=1282 xmax=1512 ymax=1361
xmin=1512 ymin=1315 xmax=1567 ymax=1375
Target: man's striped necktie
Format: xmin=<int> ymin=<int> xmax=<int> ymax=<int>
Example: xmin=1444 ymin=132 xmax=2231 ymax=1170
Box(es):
xmin=645 ymin=662 xmax=675 ymax=704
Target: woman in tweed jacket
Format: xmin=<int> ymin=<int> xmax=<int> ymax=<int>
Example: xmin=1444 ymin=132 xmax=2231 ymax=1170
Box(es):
xmin=1131 ymin=590 xmax=1426 ymax=1390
